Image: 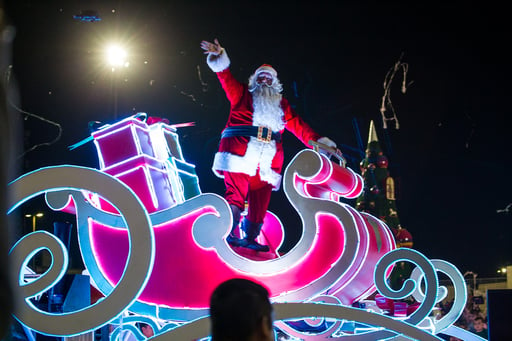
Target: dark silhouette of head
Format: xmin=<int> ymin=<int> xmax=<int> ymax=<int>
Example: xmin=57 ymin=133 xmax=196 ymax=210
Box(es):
xmin=136 ymin=322 xmax=154 ymax=338
xmin=210 ymin=278 xmax=273 ymax=341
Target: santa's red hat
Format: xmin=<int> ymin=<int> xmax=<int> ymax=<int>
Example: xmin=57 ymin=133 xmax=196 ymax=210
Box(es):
xmin=254 ymin=64 xmax=277 ymax=78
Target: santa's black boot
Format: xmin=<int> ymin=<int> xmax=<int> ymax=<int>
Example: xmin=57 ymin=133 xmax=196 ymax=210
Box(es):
xmin=226 ymin=205 xmax=247 ymax=247
xmin=241 ymin=218 xmax=269 ymax=252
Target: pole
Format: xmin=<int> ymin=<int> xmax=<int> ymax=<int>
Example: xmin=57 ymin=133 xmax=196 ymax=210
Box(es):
xmin=111 ymin=68 xmax=118 ymax=120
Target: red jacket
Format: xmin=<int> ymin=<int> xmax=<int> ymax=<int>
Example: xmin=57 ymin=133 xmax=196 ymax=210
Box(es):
xmin=212 ymin=68 xmax=321 ymax=190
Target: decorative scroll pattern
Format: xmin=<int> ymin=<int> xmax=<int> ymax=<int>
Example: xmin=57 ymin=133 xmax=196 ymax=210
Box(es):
xmin=9 ymin=166 xmax=154 ymax=336
xmin=7 ymin=163 xmax=476 ymax=340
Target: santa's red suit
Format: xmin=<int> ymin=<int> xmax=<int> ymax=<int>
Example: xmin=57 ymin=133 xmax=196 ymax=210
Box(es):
xmin=206 ymin=47 xmax=335 ymax=249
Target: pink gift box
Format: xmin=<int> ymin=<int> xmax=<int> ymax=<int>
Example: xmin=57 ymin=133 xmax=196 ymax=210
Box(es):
xmin=99 ymin=155 xmax=177 ymax=214
xmin=92 ymin=118 xmax=155 ymax=169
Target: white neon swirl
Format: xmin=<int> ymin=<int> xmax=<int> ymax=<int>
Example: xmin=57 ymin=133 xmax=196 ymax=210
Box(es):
xmin=10 ymin=231 xmax=68 ymax=297
xmin=8 ymin=166 xmax=155 ymax=336
xmin=151 ymin=302 xmax=443 ymax=340
xmin=410 ymin=259 xmax=467 ymax=334
xmin=374 ymin=248 xmax=439 ymax=326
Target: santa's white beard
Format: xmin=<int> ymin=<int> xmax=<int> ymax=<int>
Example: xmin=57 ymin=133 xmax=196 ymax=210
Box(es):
xmin=251 ymin=85 xmax=285 ymax=131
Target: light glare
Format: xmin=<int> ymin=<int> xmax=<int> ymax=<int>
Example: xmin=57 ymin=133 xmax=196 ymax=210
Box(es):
xmin=107 ymin=45 xmax=127 ymax=67
xmin=25 ymin=212 xmax=44 ymax=218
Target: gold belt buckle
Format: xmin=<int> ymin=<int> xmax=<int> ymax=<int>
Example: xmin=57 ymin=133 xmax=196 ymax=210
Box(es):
xmin=257 ymin=126 xmax=272 ymax=143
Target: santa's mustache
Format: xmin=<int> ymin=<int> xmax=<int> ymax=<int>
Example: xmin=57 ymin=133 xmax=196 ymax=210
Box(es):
xmin=252 ymin=83 xmax=280 ymax=99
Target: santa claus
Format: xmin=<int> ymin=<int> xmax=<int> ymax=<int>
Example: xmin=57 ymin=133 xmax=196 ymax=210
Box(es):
xmin=201 ymin=39 xmax=337 ymax=252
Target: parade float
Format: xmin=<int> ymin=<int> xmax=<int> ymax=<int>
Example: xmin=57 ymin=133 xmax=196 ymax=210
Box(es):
xmin=8 ymin=113 xmax=483 ymax=340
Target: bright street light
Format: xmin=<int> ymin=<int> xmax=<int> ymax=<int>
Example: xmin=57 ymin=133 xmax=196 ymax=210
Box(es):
xmin=106 ymin=44 xmax=129 ymax=71
xmin=25 ymin=212 xmax=43 ymax=233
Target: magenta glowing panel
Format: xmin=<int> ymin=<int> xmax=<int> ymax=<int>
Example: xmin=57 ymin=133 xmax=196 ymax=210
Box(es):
xmin=87 ymin=207 xmax=346 ymax=308
xmin=78 ymin=150 xmax=395 ymax=312
xmin=9 ymin=165 xmax=469 ymax=339
xmin=8 ymin=115 xmax=468 ymax=339
xmin=53 ymin=117 xmax=396 ymax=317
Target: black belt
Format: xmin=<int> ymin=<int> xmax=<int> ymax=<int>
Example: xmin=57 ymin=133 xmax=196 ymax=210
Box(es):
xmin=221 ymin=126 xmax=282 ymax=143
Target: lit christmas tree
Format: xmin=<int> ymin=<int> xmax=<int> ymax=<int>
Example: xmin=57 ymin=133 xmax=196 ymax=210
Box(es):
xmin=355 ymin=120 xmax=413 ymax=290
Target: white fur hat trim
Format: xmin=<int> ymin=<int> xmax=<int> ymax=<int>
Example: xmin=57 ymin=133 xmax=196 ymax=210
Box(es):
xmin=254 ymin=64 xmax=277 ymax=78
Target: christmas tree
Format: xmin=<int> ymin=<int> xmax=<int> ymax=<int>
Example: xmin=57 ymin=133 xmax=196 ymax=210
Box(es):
xmin=355 ymin=120 xmax=413 ymax=290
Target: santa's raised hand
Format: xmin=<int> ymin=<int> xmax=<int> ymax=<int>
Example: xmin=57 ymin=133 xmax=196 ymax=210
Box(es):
xmin=200 ymin=38 xmax=223 ymax=55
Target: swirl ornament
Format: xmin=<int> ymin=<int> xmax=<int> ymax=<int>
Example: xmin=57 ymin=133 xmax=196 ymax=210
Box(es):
xmin=6 ymin=151 xmax=469 ymax=340
xmin=32 ymin=147 xmax=393 ymax=322
xmin=410 ymin=259 xmax=467 ymax=334
xmin=150 ymin=302 xmax=443 ymax=340
xmin=8 ymin=166 xmax=154 ymax=336
xmin=374 ymin=248 xmax=439 ymax=326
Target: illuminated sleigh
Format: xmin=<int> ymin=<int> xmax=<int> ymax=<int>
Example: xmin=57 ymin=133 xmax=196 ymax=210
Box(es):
xmin=10 ymin=114 xmax=476 ymax=340
xmin=44 ymin=114 xmax=396 ymax=321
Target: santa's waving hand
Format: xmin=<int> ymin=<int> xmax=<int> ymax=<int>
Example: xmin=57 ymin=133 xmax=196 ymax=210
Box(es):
xmin=200 ymin=39 xmax=223 ymax=56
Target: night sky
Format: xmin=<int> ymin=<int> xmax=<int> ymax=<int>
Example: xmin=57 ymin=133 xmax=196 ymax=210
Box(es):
xmin=3 ymin=1 xmax=511 ymax=277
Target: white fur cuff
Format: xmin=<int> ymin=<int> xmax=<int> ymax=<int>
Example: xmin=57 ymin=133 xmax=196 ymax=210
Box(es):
xmin=317 ymin=136 xmax=337 ymax=148
xmin=206 ymin=48 xmax=231 ymax=73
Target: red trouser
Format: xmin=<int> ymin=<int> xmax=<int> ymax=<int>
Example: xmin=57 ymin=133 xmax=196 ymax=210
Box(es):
xmin=223 ymin=171 xmax=273 ymax=224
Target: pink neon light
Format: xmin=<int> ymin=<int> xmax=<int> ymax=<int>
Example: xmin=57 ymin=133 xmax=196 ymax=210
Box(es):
xmin=80 ymin=116 xmax=397 ymax=310
xmin=331 ymin=208 xmax=396 ymax=304
xmin=293 ymin=156 xmax=363 ymax=201
xmin=89 ymin=157 xmax=177 ymax=214
xmin=87 ymin=200 xmax=394 ymax=309
xmin=93 ymin=118 xmax=155 ymax=168
xmin=86 ymin=165 xmax=394 ymax=308
xmin=327 ymin=207 xmax=370 ymax=301
xmin=88 ymin=206 xmax=345 ymax=308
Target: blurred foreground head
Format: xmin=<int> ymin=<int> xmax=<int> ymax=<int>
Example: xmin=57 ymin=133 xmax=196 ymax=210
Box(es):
xmin=210 ymin=278 xmax=274 ymax=341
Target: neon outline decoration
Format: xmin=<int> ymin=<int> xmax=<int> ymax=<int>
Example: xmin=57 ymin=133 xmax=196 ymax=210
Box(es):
xmin=8 ymin=166 xmax=155 ymax=336
xmin=8 ymin=171 xmax=472 ymax=337
xmin=49 ymin=117 xmax=395 ymax=321
xmin=57 ymin=146 xmax=394 ymax=319
xmin=6 ymin=115 xmax=475 ymax=340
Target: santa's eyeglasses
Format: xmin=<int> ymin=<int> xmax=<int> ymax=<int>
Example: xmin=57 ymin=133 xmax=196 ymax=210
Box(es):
xmin=256 ymin=72 xmax=274 ymax=87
